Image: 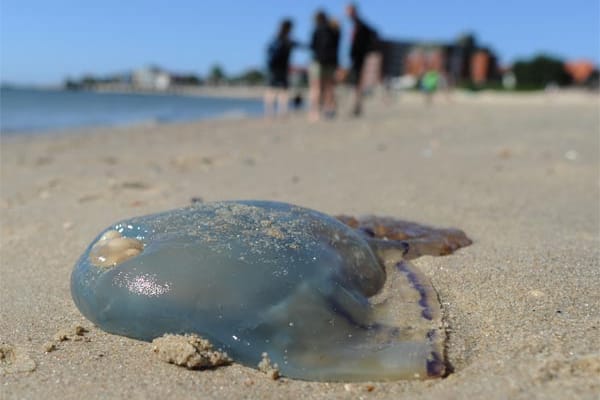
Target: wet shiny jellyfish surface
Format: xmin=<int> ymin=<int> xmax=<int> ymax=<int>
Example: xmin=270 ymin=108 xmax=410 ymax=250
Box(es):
xmin=71 ymin=200 xmax=471 ymax=381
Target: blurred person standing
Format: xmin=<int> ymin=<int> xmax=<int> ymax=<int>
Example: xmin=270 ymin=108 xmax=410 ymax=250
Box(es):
xmin=264 ymin=19 xmax=300 ymax=119
xmin=325 ymin=18 xmax=341 ymax=118
xmin=308 ymin=10 xmax=340 ymax=121
xmin=421 ymin=66 xmax=441 ymax=105
xmin=346 ymin=3 xmax=380 ymax=116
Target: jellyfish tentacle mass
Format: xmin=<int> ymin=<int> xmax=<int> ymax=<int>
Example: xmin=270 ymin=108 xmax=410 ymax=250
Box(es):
xmin=71 ymin=200 xmax=471 ymax=381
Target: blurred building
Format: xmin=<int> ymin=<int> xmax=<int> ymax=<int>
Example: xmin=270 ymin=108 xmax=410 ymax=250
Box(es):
xmin=380 ymin=34 xmax=500 ymax=87
xmin=132 ymin=66 xmax=171 ymax=90
xmin=564 ymin=60 xmax=596 ymax=84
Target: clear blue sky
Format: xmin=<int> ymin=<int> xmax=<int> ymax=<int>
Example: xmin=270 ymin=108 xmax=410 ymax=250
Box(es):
xmin=1 ymin=0 xmax=598 ymax=85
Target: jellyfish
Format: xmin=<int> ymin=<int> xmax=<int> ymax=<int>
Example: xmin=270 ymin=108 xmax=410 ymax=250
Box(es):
xmin=71 ymin=200 xmax=471 ymax=381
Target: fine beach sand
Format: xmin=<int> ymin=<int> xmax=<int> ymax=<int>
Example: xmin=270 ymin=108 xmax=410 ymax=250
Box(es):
xmin=1 ymin=91 xmax=599 ymax=399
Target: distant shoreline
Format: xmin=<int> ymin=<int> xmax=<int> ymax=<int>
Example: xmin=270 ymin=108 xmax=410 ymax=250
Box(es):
xmin=89 ymin=83 xmax=268 ymax=100
xmin=0 ymin=87 xmax=266 ymax=134
xmin=1 ymin=83 xmax=269 ymax=100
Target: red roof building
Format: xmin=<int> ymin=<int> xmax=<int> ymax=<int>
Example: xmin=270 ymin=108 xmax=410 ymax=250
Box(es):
xmin=564 ymin=61 xmax=596 ymax=84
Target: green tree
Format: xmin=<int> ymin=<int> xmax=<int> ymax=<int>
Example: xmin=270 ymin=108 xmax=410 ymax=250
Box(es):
xmin=175 ymin=74 xmax=202 ymax=85
xmin=64 ymin=78 xmax=82 ymax=90
xmin=231 ymin=69 xmax=265 ymax=85
xmin=81 ymin=74 xmax=98 ymax=88
xmin=513 ymin=54 xmax=572 ymax=89
xmin=208 ymin=64 xmax=226 ymax=84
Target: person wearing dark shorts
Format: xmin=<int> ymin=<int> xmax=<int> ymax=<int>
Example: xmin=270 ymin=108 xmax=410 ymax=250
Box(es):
xmin=346 ymin=3 xmax=378 ymax=116
xmin=264 ymin=19 xmax=299 ymax=118
xmin=308 ymin=10 xmax=340 ymax=121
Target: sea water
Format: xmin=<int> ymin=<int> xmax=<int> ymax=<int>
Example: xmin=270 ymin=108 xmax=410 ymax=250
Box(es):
xmin=0 ymin=87 xmax=263 ymax=134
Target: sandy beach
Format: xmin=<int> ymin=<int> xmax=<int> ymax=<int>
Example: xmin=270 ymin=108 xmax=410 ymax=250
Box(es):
xmin=1 ymin=91 xmax=598 ymax=399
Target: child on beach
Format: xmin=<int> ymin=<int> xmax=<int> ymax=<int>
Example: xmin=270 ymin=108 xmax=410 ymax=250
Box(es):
xmin=421 ymin=69 xmax=440 ymax=105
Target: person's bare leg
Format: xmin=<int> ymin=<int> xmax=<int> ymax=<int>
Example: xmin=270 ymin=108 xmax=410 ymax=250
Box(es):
xmin=352 ymin=84 xmax=363 ymax=116
xmin=323 ymin=78 xmax=336 ymax=116
xmin=276 ymin=89 xmax=289 ymax=118
xmin=264 ymin=89 xmax=276 ymax=119
xmin=308 ymin=76 xmax=321 ymax=122
xmin=424 ymin=91 xmax=433 ymax=106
